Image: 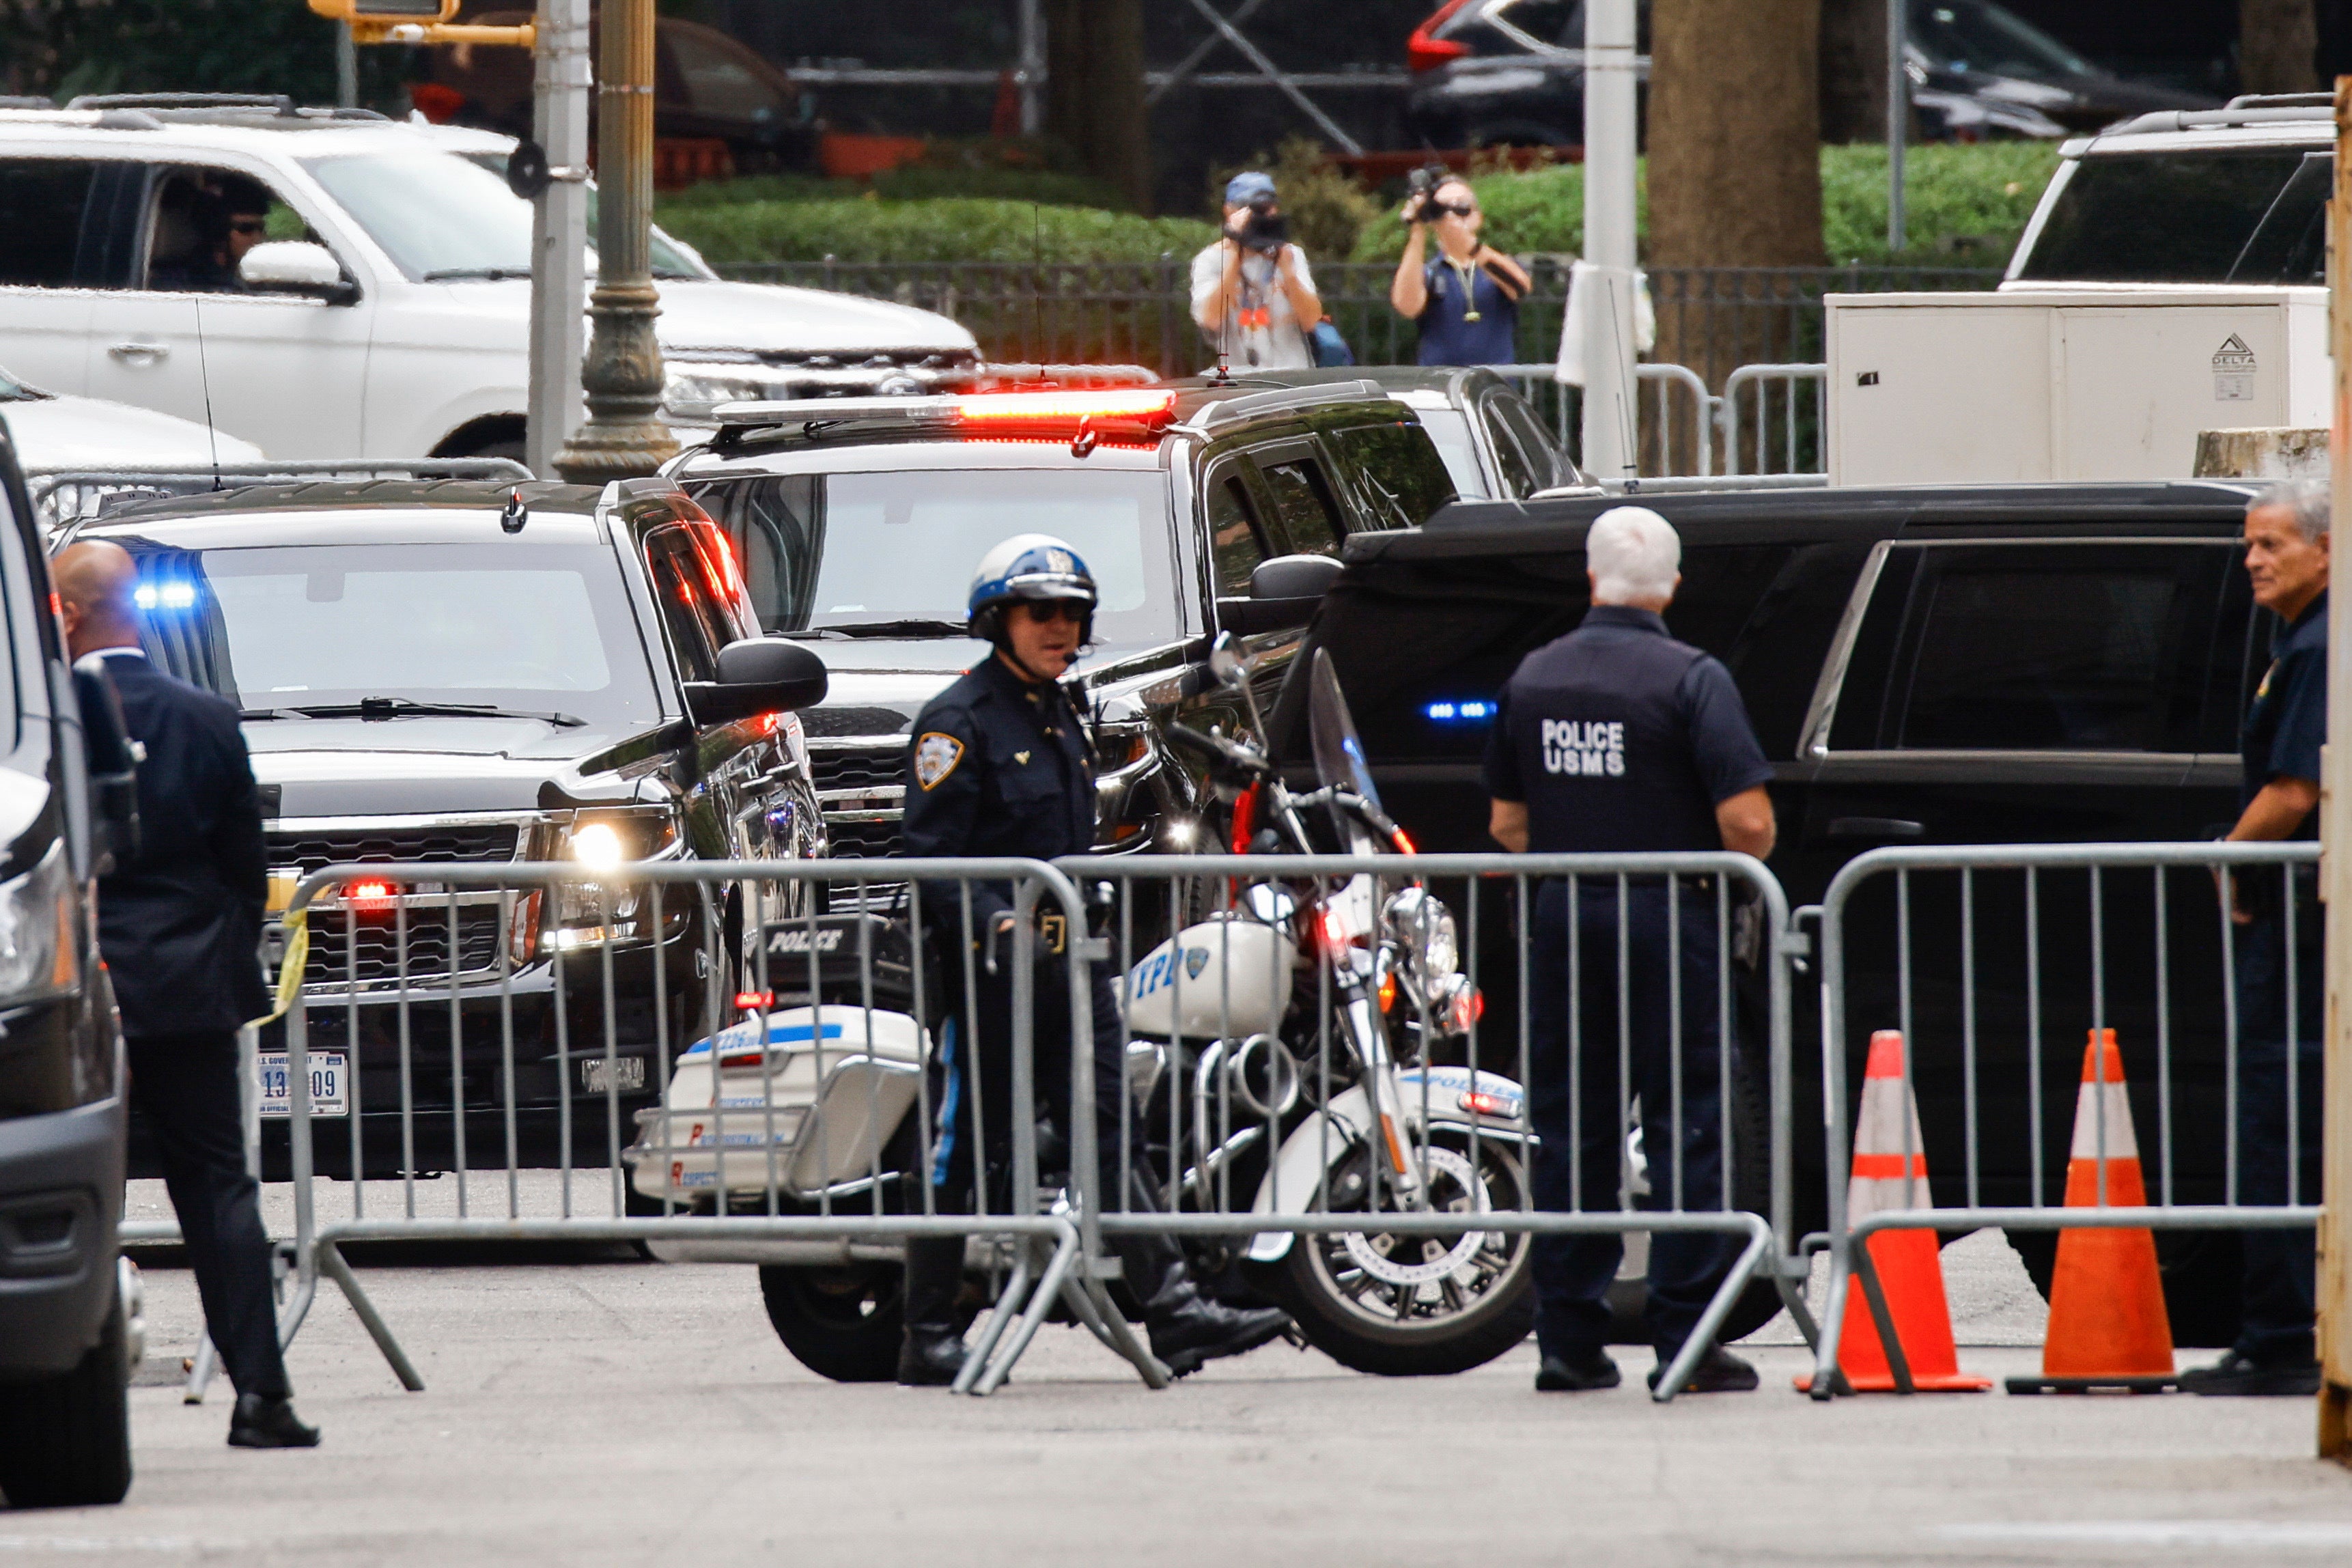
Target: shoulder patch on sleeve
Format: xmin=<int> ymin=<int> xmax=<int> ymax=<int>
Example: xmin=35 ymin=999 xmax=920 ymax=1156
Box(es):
xmin=914 ymin=732 xmax=966 ymax=791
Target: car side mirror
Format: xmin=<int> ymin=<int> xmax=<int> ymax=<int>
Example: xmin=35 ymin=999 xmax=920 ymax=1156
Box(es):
xmin=683 ymin=637 xmax=830 ymax=727
xmin=70 ymin=654 xmax=139 ymax=871
xmin=239 ymin=241 xmax=357 ymax=305
xmin=1214 ymin=553 xmax=1344 ymax=637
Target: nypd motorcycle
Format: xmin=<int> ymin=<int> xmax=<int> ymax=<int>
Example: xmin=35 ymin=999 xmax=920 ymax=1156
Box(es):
xmin=621 ymin=637 xmax=1532 ymax=1380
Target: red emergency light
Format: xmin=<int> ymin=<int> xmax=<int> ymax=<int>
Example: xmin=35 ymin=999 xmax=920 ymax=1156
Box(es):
xmin=951 ymin=389 xmax=1177 ymax=429
xmin=1407 ymin=0 xmax=1474 ymax=72
xmin=343 ymin=878 xmax=399 ymax=912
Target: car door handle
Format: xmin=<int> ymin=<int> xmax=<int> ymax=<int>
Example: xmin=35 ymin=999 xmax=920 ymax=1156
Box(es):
xmin=107 ymin=341 xmax=170 ymax=363
xmin=1826 ymin=817 xmax=1925 ymax=840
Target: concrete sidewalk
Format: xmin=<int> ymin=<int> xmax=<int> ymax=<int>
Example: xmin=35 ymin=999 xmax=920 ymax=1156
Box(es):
xmin=6 ymin=1236 xmax=2345 ymax=1567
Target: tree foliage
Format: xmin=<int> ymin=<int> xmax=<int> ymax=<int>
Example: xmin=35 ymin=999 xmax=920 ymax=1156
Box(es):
xmin=0 ymin=1 xmax=406 ymax=107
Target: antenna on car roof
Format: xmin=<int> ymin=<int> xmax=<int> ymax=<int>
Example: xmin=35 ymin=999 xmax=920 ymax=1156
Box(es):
xmin=193 ymin=297 xmax=221 ymax=491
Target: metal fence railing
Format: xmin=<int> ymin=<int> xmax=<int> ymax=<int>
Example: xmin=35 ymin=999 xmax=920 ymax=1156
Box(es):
xmin=1805 ymin=841 xmax=2327 ymax=1399
xmin=714 ymin=257 xmax=2000 ymax=387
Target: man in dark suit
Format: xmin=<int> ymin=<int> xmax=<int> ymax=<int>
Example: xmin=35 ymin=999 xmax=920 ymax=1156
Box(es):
xmin=54 ymin=542 xmax=319 ymax=1448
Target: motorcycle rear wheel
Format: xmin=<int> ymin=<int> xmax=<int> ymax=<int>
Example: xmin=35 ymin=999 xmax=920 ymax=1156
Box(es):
xmin=758 ymin=1263 xmax=904 ymax=1383
xmin=1266 ymin=1134 xmax=1537 ymax=1376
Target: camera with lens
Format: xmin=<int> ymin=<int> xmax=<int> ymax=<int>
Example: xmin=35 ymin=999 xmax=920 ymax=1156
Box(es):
xmin=1235 ymin=193 xmax=1289 ymax=257
xmin=1403 ymin=163 xmax=1456 ymax=224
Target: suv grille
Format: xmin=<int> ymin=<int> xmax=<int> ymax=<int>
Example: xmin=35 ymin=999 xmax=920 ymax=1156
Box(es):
xmin=270 ymin=824 xmax=520 ymax=878
xmin=270 ymin=820 xmax=524 ymax=988
xmin=811 ymin=743 xmax=905 ymax=860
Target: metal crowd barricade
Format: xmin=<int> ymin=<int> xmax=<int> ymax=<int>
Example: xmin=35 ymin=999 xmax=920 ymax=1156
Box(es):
xmin=265 ymin=857 xmax=1163 ymax=1397
xmin=1062 ymin=850 xmax=1810 ymax=1401
xmin=1806 ymin=841 xmax=2327 ymax=1399
xmin=1716 ymin=363 xmax=1825 ymax=476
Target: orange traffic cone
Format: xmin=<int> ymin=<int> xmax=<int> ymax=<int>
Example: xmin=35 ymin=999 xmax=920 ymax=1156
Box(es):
xmin=2004 ymin=1029 xmax=2178 ymax=1395
xmin=1799 ymin=1031 xmax=1990 ymax=1393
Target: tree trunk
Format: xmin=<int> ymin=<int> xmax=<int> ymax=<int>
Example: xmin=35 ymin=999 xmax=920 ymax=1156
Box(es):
xmin=1647 ymin=0 xmax=1823 ymax=473
xmin=1045 ymin=0 xmax=1151 ymax=214
xmin=1818 ymin=0 xmax=1886 ymax=143
xmin=2241 ymin=0 xmax=2321 ymax=93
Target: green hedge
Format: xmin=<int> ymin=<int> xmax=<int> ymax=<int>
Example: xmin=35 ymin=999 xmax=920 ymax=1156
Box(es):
xmin=656 ymin=195 xmax=1216 ymax=266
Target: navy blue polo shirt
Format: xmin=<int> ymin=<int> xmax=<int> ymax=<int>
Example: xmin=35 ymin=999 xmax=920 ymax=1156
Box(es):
xmin=2241 ymin=589 xmax=2327 ymax=837
xmin=1483 ymin=606 xmax=1774 ymax=854
xmin=1415 ymin=258 xmax=1520 ymax=367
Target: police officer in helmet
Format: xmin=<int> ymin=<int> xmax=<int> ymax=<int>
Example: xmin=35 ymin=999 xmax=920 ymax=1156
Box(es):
xmin=895 ymin=535 xmax=1290 ymax=1385
xmin=1483 ymin=507 xmax=1776 ymax=1395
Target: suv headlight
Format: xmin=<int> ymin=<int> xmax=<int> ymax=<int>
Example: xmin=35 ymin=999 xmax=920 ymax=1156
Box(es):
xmin=0 ymin=839 xmax=74 ymax=1001
xmin=663 ymin=363 xmax=777 ymax=422
xmin=1382 ymin=886 xmax=1458 ymax=979
xmin=521 ymin=808 xmax=686 ymax=958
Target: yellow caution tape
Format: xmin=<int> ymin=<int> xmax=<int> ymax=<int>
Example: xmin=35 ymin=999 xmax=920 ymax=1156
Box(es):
xmin=250 ymin=907 xmax=309 ymax=1028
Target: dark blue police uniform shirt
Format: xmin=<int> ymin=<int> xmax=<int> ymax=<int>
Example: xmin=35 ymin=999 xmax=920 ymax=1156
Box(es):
xmin=1482 ymin=605 xmax=1774 ymax=854
xmin=2241 ymin=589 xmax=2327 ymax=838
xmin=901 ymin=654 xmax=1095 ymax=929
xmin=1415 ymin=258 xmax=1520 ymax=367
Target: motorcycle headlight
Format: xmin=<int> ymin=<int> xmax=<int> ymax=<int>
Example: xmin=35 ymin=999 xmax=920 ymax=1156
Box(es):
xmin=1381 ymin=886 xmax=1457 ymax=979
xmin=0 ymin=840 xmax=75 ymax=1000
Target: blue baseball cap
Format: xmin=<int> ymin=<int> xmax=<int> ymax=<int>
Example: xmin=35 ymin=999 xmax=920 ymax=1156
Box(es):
xmin=1224 ymin=171 xmax=1276 ymax=207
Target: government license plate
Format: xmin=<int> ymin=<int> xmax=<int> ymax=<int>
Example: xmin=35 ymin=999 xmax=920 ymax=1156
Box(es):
xmin=257 ymin=1051 xmax=348 ymax=1119
xmin=579 ymin=1056 xmax=645 ymax=1094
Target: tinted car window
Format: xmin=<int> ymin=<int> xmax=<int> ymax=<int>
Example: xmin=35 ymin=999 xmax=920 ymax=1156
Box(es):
xmin=1888 ymin=546 xmax=2222 ymax=751
xmin=2018 ymin=151 xmax=2308 ymax=283
xmin=1207 ymin=470 xmax=1270 ymax=595
xmin=1489 ymin=393 xmax=1567 ymax=492
xmin=1409 ymin=407 xmax=1489 ymax=500
xmin=1259 ymin=454 xmax=1344 ymax=556
xmin=0 ymin=160 xmax=96 ymax=288
xmin=1483 ymin=406 xmax=1540 ymax=499
xmin=2228 ymin=152 xmax=2329 ymax=285
xmin=1325 ymin=423 xmax=1459 ymax=529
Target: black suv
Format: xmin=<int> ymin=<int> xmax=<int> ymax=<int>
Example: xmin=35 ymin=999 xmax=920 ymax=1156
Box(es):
xmin=0 ymin=425 xmax=140 ymax=1505
xmin=61 ymin=478 xmax=829 ymax=1175
xmin=1281 ymin=479 xmax=2271 ymax=1342
xmin=664 ymin=377 xmax=1460 ymax=872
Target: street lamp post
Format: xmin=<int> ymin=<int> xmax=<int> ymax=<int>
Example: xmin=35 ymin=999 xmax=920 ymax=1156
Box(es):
xmin=555 ymin=0 xmax=675 ymax=484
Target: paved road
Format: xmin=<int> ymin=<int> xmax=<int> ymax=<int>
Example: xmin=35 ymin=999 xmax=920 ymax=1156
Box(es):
xmin=6 ymin=1222 xmax=2347 ymax=1566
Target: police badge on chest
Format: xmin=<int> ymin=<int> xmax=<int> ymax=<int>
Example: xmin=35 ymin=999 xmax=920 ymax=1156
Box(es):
xmin=1541 ymin=718 xmax=1625 ymax=776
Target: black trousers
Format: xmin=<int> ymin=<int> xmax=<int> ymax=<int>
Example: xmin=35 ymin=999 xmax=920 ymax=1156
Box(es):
xmin=1526 ymin=879 xmax=1739 ymax=1360
xmin=2232 ymin=911 xmax=2323 ymax=1364
xmin=127 ymin=1031 xmax=290 ymax=1399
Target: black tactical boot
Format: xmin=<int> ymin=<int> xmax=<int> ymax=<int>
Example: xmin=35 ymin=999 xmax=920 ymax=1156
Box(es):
xmin=897 ymin=1237 xmax=970 ymax=1387
xmin=228 ymin=1392 xmax=320 ymax=1448
xmin=1140 ymin=1270 xmax=1291 ymax=1378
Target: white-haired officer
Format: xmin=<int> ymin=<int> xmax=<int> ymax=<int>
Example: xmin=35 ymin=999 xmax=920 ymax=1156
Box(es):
xmin=895 ymin=535 xmax=1289 ymax=1386
xmin=1483 ymin=506 xmax=1776 ymax=1395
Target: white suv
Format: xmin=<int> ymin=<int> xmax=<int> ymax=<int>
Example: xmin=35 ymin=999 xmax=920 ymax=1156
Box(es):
xmin=0 ymin=98 xmax=979 ymax=462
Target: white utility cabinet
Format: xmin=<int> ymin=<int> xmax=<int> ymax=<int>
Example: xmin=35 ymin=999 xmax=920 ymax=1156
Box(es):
xmin=1825 ymin=288 xmax=2329 ymax=485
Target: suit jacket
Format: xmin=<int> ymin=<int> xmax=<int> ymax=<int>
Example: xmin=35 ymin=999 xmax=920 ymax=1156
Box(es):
xmin=95 ymin=652 xmax=270 ymax=1037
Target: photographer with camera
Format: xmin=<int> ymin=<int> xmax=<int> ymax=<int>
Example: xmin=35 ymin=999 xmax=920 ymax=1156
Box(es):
xmin=1390 ymin=168 xmax=1530 ymax=367
xmin=1190 ymin=171 xmax=1323 ymax=370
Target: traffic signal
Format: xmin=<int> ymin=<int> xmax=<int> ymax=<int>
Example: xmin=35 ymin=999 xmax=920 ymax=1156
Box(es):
xmin=306 ymin=0 xmax=533 ymax=46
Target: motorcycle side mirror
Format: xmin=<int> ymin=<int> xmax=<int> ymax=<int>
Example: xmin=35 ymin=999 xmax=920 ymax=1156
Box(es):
xmin=1207 ymin=632 xmax=1246 ymax=690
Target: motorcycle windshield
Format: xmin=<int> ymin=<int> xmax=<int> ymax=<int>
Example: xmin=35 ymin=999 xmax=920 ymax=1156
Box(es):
xmin=1307 ymin=647 xmax=1384 ymax=813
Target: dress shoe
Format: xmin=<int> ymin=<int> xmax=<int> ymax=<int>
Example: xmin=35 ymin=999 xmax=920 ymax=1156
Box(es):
xmin=897 ymin=1328 xmax=970 ymax=1387
xmin=1534 ymin=1349 xmax=1621 ymax=1391
xmin=228 ymin=1393 xmax=320 ymax=1448
xmin=2179 ymin=1350 xmax=2321 ymax=1397
xmin=1649 ymin=1347 xmax=1759 ymax=1393
xmin=1145 ymin=1291 xmax=1290 ymax=1378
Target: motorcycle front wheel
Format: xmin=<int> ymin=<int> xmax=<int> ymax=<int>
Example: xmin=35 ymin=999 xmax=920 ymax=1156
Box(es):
xmin=1264 ymin=1132 xmax=1536 ymax=1376
xmin=758 ymin=1263 xmax=904 ymax=1382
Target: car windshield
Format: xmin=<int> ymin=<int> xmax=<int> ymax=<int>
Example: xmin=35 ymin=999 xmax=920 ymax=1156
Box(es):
xmin=302 ymin=151 xmax=705 ymax=283
xmin=2015 ymin=150 xmax=2316 ymax=282
xmin=695 ymin=468 xmax=1179 ymax=647
xmin=1909 ymin=1 xmax=2091 ymax=81
xmin=116 ymin=537 xmax=664 ymax=727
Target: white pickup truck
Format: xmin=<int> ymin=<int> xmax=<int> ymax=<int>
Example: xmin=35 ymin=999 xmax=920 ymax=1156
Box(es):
xmin=0 ymin=98 xmax=979 ymax=462
xmin=1828 ymin=92 xmax=2334 ymax=485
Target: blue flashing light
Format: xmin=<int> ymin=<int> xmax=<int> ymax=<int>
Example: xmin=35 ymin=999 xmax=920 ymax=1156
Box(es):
xmin=134 ymin=580 xmax=197 ymax=611
xmin=1424 ymin=699 xmax=1495 ymax=723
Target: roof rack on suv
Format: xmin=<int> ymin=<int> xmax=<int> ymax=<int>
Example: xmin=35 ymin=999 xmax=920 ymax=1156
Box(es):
xmin=2224 ymin=92 xmax=2334 ymax=110
xmin=2105 ymin=100 xmax=2334 ymax=137
xmin=0 ymin=96 xmax=55 ymax=110
xmin=27 ymin=458 xmax=535 ymax=531
xmin=59 ymin=93 xmax=388 ymax=122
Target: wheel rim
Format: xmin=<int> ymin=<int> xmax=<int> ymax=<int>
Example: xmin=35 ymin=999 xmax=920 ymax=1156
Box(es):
xmin=1308 ymin=1139 xmax=1531 ymax=1334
